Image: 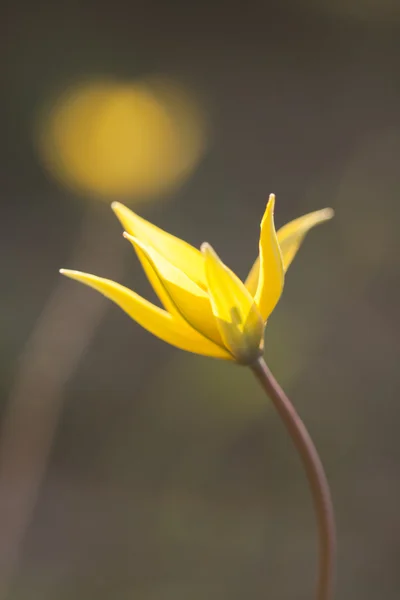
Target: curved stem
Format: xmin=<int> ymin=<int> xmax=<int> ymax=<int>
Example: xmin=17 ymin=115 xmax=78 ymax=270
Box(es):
xmin=250 ymin=357 xmax=336 ymax=600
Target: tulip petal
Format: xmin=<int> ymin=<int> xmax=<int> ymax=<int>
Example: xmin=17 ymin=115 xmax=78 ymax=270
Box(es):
xmin=251 ymin=195 xmax=284 ymax=321
xmin=246 ymin=206 xmax=334 ymax=296
xmin=124 ymin=233 xmax=224 ymax=348
xmin=112 ymin=202 xmax=206 ymax=289
xmin=202 ymin=243 xmax=264 ymax=364
xmin=59 ymin=269 xmax=230 ymax=359
xmin=277 ymin=207 xmax=334 ymax=270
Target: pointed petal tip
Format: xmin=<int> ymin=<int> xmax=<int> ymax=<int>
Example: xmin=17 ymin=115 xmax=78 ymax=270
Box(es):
xmin=59 ymin=269 xmax=92 ymax=284
xmin=123 ymin=231 xmax=146 ymax=253
xmin=201 ymin=242 xmax=218 ymax=259
xmin=261 ymin=194 xmax=276 ymax=227
xmin=200 ymin=241 xmax=211 ymax=253
xmin=59 ymin=268 xmax=85 ymax=280
xmin=111 ymin=201 xmax=132 ymax=221
xmin=111 ymin=201 xmax=124 ymax=213
xmin=201 ymin=242 xmax=220 ymax=262
xmin=322 ymin=207 xmax=335 ymax=220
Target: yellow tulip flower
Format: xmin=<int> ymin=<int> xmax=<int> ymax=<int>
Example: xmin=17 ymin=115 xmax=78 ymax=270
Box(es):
xmin=60 ymin=195 xmax=333 ymax=365
xmin=60 ymin=194 xmax=337 ymax=600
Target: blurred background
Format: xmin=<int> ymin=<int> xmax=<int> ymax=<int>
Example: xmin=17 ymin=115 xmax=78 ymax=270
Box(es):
xmin=1 ymin=1 xmax=400 ymax=599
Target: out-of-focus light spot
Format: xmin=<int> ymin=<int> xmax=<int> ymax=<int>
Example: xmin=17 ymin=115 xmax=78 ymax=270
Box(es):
xmin=36 ymin=78 xmax=207 ymax=202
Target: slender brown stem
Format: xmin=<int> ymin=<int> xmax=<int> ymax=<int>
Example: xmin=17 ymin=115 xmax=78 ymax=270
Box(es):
xmin=251 ymin=357 xmax=335 ymax=600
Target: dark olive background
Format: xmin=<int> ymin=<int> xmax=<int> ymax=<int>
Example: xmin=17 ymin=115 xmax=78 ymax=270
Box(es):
xmin=1 ymin=1 xmax=400 ymax=599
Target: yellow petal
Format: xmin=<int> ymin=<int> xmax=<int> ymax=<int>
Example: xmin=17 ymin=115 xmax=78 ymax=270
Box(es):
xmin=59 ymin=269 xmax=230 ymax=359
xmin=245 ymin=258 xmax=261 ymax=298
xmin=252 ymin=194 xmax=284 ymax=321
xmin=123 ymin=233 xmax=224 ymax=348
xmin=277 ymin=207 xmax=334 ymax=270
xmin=202 ymin=243 xmax=264 ymax=365
xmin=111 ymin=202 xmax=206 ymax=289
xmin=246 ymin=206 xmax=334 ymax=296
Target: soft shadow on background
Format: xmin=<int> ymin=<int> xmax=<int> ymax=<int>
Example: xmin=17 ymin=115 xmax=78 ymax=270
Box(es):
xmin=1 ymin=1 xmax=400 ymax=599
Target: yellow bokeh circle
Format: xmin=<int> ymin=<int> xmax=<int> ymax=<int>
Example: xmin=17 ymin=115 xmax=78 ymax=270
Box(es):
xmin=37 ymin=78 xmax=207 ymax=201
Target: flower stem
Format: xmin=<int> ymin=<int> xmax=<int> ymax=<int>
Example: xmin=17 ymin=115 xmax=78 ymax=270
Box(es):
xmin=250 ymin=357 xmax=336 ymax=600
